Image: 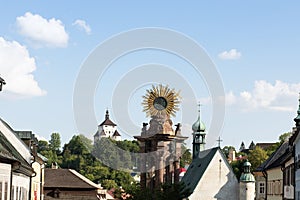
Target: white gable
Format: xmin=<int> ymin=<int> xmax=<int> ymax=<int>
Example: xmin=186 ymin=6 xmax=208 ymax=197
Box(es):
xmin=189 ymin=149 xmax=239 ymax=200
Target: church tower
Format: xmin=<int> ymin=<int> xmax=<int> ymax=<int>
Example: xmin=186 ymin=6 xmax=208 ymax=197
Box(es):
xmin=239 ymin=160 xmax=255 ymax=200
xmin=192 ymin=105 xmax=206 ymax=159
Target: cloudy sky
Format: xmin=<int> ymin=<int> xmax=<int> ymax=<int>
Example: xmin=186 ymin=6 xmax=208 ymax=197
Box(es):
xmin=0 ymin=1 xmax=300 ymax=149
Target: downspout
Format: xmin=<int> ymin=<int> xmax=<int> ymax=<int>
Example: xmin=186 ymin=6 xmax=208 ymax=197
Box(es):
xmin=29 ymin=152 xmax=37 ymax=200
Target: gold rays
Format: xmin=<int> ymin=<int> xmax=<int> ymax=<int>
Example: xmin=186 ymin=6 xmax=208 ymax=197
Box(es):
xmin=142 ymin=84 xmax=181 ymax=117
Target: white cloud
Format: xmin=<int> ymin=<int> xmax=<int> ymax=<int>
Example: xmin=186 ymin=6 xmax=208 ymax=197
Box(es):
xmin=0 ymin=37 xmax=46 ymax=97
xmin=72 ymin=19 xmax=91 ymax=35
xmin=16 ymin=12 xmax=69 ymax=48
xmin=218 ymin=49 xmax=241 ymax=60
xmin=232 ymin=80 xmax=300 ymax=112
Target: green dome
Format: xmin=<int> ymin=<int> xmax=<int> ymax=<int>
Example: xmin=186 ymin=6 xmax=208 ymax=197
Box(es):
xmin=240 ymin=173 xmax=255 ymax=182
xmin=240 ymin=160 xmax=255 ymax=182
xmin=243 ymin=161 xmax=251 ymax=167
xmin=192 ymin=116 xmax=206 ymax=132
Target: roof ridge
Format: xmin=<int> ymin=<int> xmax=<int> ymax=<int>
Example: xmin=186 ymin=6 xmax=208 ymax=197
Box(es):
xmin=68 ymin=169 xmax=101 ymax=189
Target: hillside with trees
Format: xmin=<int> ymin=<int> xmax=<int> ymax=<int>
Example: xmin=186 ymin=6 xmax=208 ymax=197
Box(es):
xmin=37 ymin=133 xmax=192 ymax=199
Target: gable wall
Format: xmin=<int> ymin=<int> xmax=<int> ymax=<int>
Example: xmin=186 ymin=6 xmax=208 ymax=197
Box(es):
xmin=189 ymin=150 xmax=239 ymax=200
xmin=266 ymin=167 xmax=282 ymax=200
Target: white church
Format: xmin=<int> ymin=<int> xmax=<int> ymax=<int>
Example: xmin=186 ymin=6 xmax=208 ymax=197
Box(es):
xmin=180 ymin=109 xmax=255 ymax=200
xmin=94 ymin=110 xmax=121 ymax=142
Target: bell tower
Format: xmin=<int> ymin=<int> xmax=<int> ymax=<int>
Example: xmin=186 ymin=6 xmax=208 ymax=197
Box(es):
xmin=192 ymin=103 xmax=206 ymax=159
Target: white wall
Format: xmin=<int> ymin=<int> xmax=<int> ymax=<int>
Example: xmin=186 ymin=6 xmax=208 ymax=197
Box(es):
xmin=240 ymin=182 xmax=255 ymax=200
xmin=189 ymin=150 xmax=239 ymax=200
xmin=12 ymin=173 xmax=30 ymax=200
xmin=266 ymin=168 xmax=282 ymax=200
xmin=0 ymin=163 xmax=11 ymax=200
xmin=98 ymin=125 xmax=116 ymax=138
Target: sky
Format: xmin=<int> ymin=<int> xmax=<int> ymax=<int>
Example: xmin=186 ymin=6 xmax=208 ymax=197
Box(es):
xmin=0 ymin=1 xmax=300 ymax=150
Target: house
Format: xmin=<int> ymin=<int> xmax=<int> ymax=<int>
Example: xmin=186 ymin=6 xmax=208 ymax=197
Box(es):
xmin=180 ymin=147 xmax=239 ymax=199
xmin=94 ymin=110 xmax=121 ymax=142
xmin=255 ymin=139 xmax=295 ymax=200
xmin=288 ymin=96 xmax=300 ymax=200
xmin=0 ymin=118 xmax=35 ymax=200
xmin=16 ymin=130 xmax=48 ymax=200
xmin=44 ymin=168 xmax=114 ymax=200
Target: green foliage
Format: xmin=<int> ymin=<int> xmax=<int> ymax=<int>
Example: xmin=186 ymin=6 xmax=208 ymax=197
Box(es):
xmin=222 ymin=146 xmax=236 ymax=158
xmin=128 ymin=183 xmax=189 ymax=200
xmin=230 ymin=159 xmax=246 ymax=180
xmin=38 ymin=140 xmax=49 ymax=152
xmin=248 ymin=146 xmax=268 ymax=172
xmin=49 ymin=132 xmax=61 ymax=154
xmin=101 ymin=179 xmax=118 ymax=190
xmin=279 ymin=132 xmax=292 ymax=143
xmin=180 ymin=144 xmax=192 ymax=167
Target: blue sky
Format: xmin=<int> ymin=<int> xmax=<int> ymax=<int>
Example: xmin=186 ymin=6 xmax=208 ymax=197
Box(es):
xmin=0 ymin=1 xmax=300 ymax=150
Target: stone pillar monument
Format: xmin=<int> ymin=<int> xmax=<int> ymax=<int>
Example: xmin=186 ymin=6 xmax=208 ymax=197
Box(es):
xmin=134 ymin=84 xmax=187 ymax=190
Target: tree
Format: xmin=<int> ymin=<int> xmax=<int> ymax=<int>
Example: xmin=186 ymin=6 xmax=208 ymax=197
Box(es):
xmin=230 ymin=159 xmax=246 ymax=180
xmin=279 ymin=132 xmax=292 ymax=144
xmin=180 ymin=144 xmax=192 ymax=167
xmin=49 ymin=132 xmax=61 ymax=154
xmin=222 ymin=146 xmax=236 ymax=158
xmin=78 ymin=134 xmax=93 ymax=152
xmin=248 ymin=146 xmax=268 ymax=171
xmin=37 ymin=140 xmax=49 ymax=152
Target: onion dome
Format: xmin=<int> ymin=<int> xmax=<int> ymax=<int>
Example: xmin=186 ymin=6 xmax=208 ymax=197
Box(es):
xmin=192 ymin=116 xmax=206 ymax=132
xmin=240 ymin=160 xmax=255 ymax=182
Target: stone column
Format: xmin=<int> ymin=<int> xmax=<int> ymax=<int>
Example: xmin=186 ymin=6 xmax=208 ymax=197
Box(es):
xmin=173 ymin=161 xmax=180 ymax=184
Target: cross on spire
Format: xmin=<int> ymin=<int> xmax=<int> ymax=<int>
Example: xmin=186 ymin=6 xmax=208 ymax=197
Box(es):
xmin=197 ymin=102 xmax=202 ymax=117
xmin=217 ymin=136 xmax=223 ymax=148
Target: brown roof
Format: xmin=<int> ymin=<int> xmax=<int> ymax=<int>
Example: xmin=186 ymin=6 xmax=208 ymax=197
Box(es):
xmin=113 ymin=130 xmax=121 ymax=137
xmin=256 ymin=143 xmax=277 ymax=150
xmin=44 ymin=169 xmax=101 ymax=189
xmin=99 ymin=110 xmax=117 ymax=126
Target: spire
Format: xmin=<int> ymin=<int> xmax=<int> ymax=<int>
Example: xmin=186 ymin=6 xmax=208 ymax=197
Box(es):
xmin=105 ymin=109 xmax=109 ymax=120
xmin=192 ymin=102 xmax=206 ymax=132
xmin=294 ymin=93 xmax=300 ymax=127
xmin=192 ymin=102 xmax=206 ymax=159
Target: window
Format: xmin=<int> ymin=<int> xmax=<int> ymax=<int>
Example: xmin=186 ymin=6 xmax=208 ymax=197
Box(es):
xmin=259 ymin=182 xmax=265 ymax=194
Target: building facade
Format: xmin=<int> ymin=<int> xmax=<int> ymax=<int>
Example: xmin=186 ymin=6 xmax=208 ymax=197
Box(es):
xmin=94 ymin=110 xmax=121 ymax=142
xmin=0 ymin=118 xmax=35 ymax=200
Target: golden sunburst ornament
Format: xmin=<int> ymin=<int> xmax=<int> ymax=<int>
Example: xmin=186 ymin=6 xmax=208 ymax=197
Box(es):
xmin=142 ymin=84 xmax=181 ymax=117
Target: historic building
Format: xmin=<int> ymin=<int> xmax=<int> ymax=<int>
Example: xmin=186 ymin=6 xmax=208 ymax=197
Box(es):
xmin=240 ymin=160 xmax=255 ymax=200
xmin=134 ymin=85 xmax=187 ymax=190
xmin=16 ymin=130 xmax=47 ymax=200
xmin=255 ymin=96 xmax=300 ymax=200
xmin=94 ymin=110 xmax=121 ymax=142
xmin=288 ymin=95 xmax=300 ymax=200
xmin=0 ymin=118 xmax=35 ymax=200
xmin=180 ymin=108 xmax=239 ymax=200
